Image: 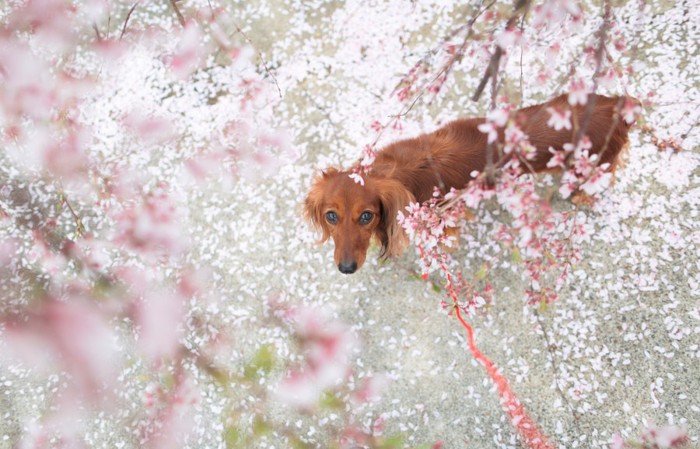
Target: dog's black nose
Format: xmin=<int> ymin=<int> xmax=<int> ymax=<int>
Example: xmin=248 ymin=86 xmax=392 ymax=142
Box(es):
xmin=338 ymin=261 xmax=358 ymax=274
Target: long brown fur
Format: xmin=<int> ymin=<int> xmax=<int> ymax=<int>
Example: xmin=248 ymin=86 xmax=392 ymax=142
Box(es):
xmin=305 ymin=94 xmax=637 ymax=274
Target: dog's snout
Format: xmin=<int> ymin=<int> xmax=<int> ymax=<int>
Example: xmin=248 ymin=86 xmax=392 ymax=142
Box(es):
xmin=338 ymin=261 xmax=358 ymax=274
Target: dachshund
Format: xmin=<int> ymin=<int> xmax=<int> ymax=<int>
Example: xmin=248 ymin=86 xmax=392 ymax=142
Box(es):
xmin=305 ymin=94 xmax=637 ymax=274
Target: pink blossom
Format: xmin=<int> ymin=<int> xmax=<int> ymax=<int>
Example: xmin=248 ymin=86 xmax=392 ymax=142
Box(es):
xmin=478 ymin=121 xmax=499 ymax=144
xmin=275 ymin=307 xmax=358 ymax=409
xmin=43 ymin=129 xmax=90 ymax=179
xmin=546 ymin=107 xmax=572 ymax=131
xmin=27 ymin=231 xmax=66 ymax=276
xmin=0 ymin=40 xmax=55 ymax=120
xmin=122 ymin=111 xmax=175 ymax=144
xmin=372 ymin=415 xmax=385 ymax=436
xmin=614 ymin=36 xmax=627 ymax=52
xmin=546 ymin=147 xmax=567 ymax=169
xmin=6 ymin=0 xmax=77 ymax=51
xmin=184 ymin=149 xmax=226 ymax=181
xmin=352 ymin=375 xmax=388 ymax=405
xmin=611 ymin=433 xmax=626 ymax=449
xmin=546 ymin=43 xmax=561 ymax=64
xmin=136 ymin=291 xmax=184 ymax=361
xmin=568 ymin=79 xmax=589 ymax=106
xmin=559 ymin=179 xmax=578 ymax=200
xmin=532 ymin=0 xmax=582 ymax=28
xmin=2 ymin=300 xmax=119 ymax=403
xmin=276 ymin=371 xmax=322 ymax=409
xmin=142 ymin=374 xmax=199 ymax=449
xmin=580 ymin=166 xmax=612 ymax=196
xmin=360 ymin=145 xmax=377 ymax=166
xmin=478 ymin=108 xmax=509 ymax=144
xmin=240 ymin=149 xmax=284 ymax=180
xmin=229 ymin=46 xmax=255 ymax=69
xmin=621 ymin=97 xmax=642 ymax=124
xmin=72 ymin=238 xmax=111 ymax=273
xmin=81 ymin=0 xmax=109 ymax=23
xmin=487 ymin=107 xmax=510 ymax=127
xmin=170 ymin=23 xmax=206 ymax=79
xmin=258 ymin=129 xmax=293 ymax=154
xmin=370 ymin=121 xmax=383 ymax=133
xmin=398 ymin=197 xmax=462 ymax=252
xmin=495 ymin=27 xmax=523 ymax=50
xmin=0 ymin=238 xmax=19 ymax=276
xmin=640 ymin=421 xmax=688 ymax=448
xmin=504 ymin=123 xmax=528 ymax=154
xmin=115 ymin=187 xmax=187 ymax=255
xmin=600 ymin=68 xmax=617 ymax=89
xmin=349 ymin=173 xmax=365 ymax=186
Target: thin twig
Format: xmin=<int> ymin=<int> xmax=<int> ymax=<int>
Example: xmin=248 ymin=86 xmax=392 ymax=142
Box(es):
xmin=120 ymin=1 xmax=140 ymax=40
xmin=483 ymin=56 xmax=500 ymax=181
xmin=60 ymin=193 xmax=86 ymax=238
xmin=573 ymin=0 xmax=612 ymax=146
xmin=232 ymin=24 xmax=283 ymax=99
xmin=387 ymin=91 xmax=426 ymax=121
xmin=169 ymin=0 xmax=186 ymax=27
xmin=92 ymin=24 xmax=103 ymax=42
xmin=534 ymin=309 xmax=583 ymax=432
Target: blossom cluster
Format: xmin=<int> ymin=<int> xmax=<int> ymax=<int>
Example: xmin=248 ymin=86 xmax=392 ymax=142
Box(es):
xmin=0 ymin=1 xmax=299 ymax=447
xmin=275 ymin=306 xmax=360 ymax=409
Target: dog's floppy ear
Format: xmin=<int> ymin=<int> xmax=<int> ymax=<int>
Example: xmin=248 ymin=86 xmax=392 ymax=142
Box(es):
xmin=304 ymin=168 xmax=338 ymax=242
xmin=373 ymin=178 xmax=415 ymax=259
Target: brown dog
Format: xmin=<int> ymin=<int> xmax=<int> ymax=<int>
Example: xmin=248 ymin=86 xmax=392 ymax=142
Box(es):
xmin=305 ymin=94 xmax=636 ymax=274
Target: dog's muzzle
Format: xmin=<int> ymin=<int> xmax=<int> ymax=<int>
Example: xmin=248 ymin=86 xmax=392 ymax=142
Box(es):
xmin=338 ymin=261 xmax=357 ymax=274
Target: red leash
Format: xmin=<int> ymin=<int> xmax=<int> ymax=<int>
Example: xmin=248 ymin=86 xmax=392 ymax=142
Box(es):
xmin=424 ymin=246 xmax=555 ymax=449
xmin=452 ymin=304 xmax=554 ymax=449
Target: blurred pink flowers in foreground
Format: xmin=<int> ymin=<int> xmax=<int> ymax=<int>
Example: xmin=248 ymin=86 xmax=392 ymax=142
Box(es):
xmin=612 ymin=422 xmax=688 ymax=449
xmin=275 ymin=307 xmax=359 ymax=409
xmin=0 ymin=0 xmax=294 ymax=447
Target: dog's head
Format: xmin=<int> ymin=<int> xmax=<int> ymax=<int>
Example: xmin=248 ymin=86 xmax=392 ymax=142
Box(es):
xmin=304 ymin=169 xmax=414 ymax=274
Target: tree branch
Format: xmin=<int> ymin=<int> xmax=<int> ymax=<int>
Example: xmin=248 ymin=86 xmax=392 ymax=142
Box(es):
xmin=169 ymin=0 xmax=186 ymax=27
xmin=120 ymin=1 xmax=140 ymax=40
xmin=471 ymin=0 xmax=531 ymax=102
xmin=92 ymin=24 xmax=103 ymax=42
xmin=573 ymin=0 xmax=613 ymax=146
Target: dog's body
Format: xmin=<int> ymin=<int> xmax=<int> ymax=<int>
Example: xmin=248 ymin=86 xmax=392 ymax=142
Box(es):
xmin=306 ymin=94 xmax=636 ymax=274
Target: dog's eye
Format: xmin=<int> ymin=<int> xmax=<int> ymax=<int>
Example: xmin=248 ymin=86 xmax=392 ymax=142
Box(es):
xmin=325 ymin=211 xmax=338 ymax=224
xmin=359 ymin=211 xmax=374 ymax=224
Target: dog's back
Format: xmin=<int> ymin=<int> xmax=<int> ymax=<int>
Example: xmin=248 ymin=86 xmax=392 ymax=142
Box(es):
xmin=517 ymin=94 xmax=635 ymax=172
xmin=370 ymin=94 xmax=635 ymax=202
xmin=371 ymin=118 xmax=489 ymax=202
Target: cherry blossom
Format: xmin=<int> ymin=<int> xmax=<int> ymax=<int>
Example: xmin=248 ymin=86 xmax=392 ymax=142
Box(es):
xmin=546 ymin=106 xmax=572 ymax=131
xmin=1 ymin=1 xmax=698 ymax=448
xmin=275 ymin=307 xmax=359 ymax=409
xmin=495 ymin=27 xmax=524 ymax=50
xmin=613 ymin=422 xmax=689 ymax=449
xmin=478 ymin=107 xmax=511 ymax=144
xmin=568 ymin=78 xmax=589 ymax=106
